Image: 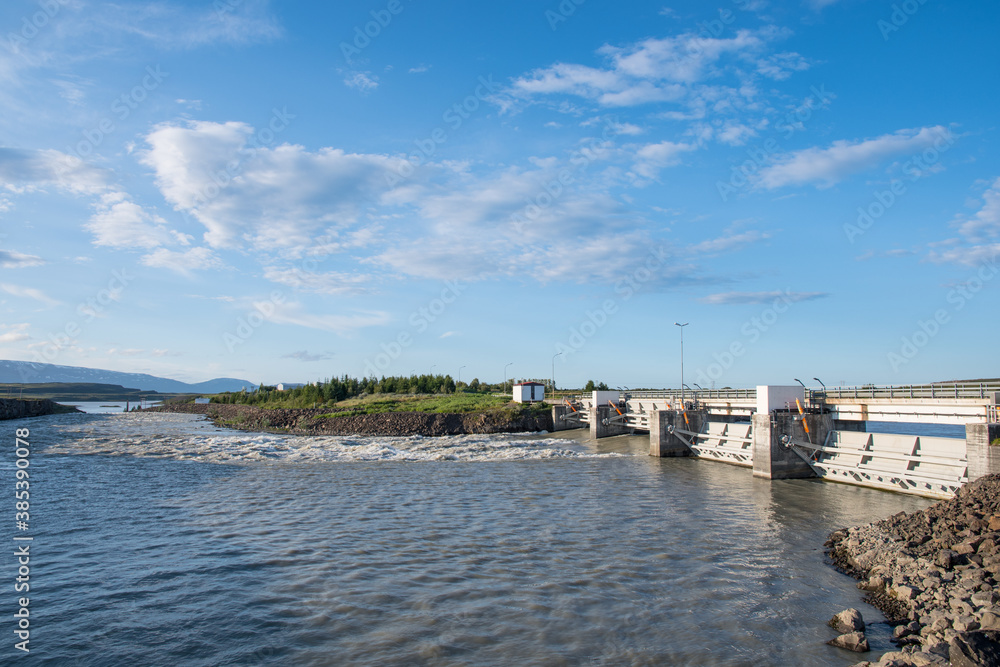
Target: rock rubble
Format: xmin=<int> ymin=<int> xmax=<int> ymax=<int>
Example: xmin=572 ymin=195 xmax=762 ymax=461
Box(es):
xmin=827 ymin=474 xmax=1000 ymax=666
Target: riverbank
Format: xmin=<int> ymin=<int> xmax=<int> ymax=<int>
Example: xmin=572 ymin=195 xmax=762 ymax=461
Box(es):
xmin=826 ymin=474 xmax=1000 ymax=666
xmin=143 ymin=402 xmax=554 ymax=436
xmin=0 ymin=397 xmax=79 ymax=420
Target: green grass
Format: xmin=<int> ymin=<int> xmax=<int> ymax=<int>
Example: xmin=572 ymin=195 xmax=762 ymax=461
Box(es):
xmin=315 ymin=392 xmax=511 ymax=418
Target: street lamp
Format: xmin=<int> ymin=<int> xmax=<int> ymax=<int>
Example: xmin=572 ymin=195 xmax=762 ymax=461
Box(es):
xmin=813 ymin=377 xmax=826 ymax=390
xmin=551 ymin=352 xmax=562 ymax=393
xmin=693 ymin=383 xmax=703 ymax=390
xmin=430 ymin=364 xmax=436 ymax=377
xmin=794 ymin=378 xmax=805 ymax=388
xmin=504 ymin=362 xmax=513 ymax=394
xmin=459 ymin=365 xmax=466 ymax=385
xmin=675 ymin=322 xmax=688 ymax=407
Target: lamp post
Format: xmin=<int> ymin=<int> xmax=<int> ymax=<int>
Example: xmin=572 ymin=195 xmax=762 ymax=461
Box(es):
xmin=430 ymin=365 xmax=436 ymax=377
xmin=504 ymin=362 xmax=513 ymax=394
xmin=551 ymin=352 xmax=562 ymax=393
xmin=675 ymin=322 xmax=688 ymax=407
xmin=459 ymin=366 xmax=466 ymax=385
xmin=794 ymin=378 xmax=805 ymax=388
xmin=813 ymin=377 xmax=826 ymax=390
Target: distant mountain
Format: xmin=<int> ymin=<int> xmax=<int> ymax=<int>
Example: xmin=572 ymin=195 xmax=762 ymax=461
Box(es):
xmin=0 ymin=361 xmax=254 ymax=394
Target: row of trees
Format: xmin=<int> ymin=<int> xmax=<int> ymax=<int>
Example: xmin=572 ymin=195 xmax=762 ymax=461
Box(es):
xmin=211 ymin=374 xmax=528 ymax=406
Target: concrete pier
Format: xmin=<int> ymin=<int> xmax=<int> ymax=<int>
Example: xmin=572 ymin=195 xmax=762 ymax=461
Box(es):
xmin=752 ymin=411 xmax=834 ymax=480
xmin=590 ymin=404 xmax=631 ymax=439
xmin=966 ymin=423 xmax=1000 ymax=481
xmin=648 ymin=409 xmax=699 ymax=457
xmin=550 ymin=404 xmax=584 ymax=431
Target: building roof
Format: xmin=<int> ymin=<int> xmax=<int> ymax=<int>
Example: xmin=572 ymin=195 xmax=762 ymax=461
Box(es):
xmin=514 ymin=382 xmax=545 ymax=386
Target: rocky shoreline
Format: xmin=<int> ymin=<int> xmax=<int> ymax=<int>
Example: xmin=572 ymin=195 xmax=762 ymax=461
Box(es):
xmin=826 ymin=474 xmax=1000 ymax=666
xmin=0 ymin=397 xmax=77 ymax=420
xmin=143 ymin=402 xmax=555 ymax=437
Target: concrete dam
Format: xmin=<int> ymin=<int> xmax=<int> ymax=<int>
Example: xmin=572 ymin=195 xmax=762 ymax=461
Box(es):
xmin=551 ymin=383 xmax=1000 ymax=499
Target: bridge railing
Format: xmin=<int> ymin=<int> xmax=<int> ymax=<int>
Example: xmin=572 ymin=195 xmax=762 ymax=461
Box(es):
xmin=814 ymin=382 xmax=1000 ymax=401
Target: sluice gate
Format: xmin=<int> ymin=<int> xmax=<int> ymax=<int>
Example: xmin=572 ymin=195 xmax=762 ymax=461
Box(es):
xmin=552 ymin=383 xmax=1000 ymax=499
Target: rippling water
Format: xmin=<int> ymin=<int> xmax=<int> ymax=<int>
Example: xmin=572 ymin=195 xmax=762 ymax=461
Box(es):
xmin=7 ymin=412 xmax=934 ymax=666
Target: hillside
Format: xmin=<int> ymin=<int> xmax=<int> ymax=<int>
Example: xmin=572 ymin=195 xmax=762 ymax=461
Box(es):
xmin=0 ymin=360 xmax=253 ymax=394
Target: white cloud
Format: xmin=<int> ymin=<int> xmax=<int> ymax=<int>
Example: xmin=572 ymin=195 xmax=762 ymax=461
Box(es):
xmin=0 ymin=250 xmax=44 ymax=268
xmin=631 ymin=140 xmax=698 ymax=179
xmin=344 ymin=71 xmax=379 ymax=93
xmin=510 ymin=28 xmax=792 ymax=110
xmin=141 ymin=247 xmax=225 ymax=274
xmin=756 ymin=126 xmax=953 ymax=189
xmin=263 ymin=265 xmax=373 ymax=295
xmin=265 ymin=301 xmax=391 ymax=335
xmin=0 ymin=283 xmax=63 ymax=307
xmin=957 ymin=177 xmax=1000 ymax=242
xmin=0 ymin=323 xmax=30 ymax=344
xmin=408 ymin=64 xmax=430 ymax=74
xmin=86 ymin=191 xmax=173 ymax=249
xmin=689 ymin=230 xmax=770 ymax=255
xmin=928 ymin=177 xmax=1000 ymax=266
xmin=141 ymin=120 xmax=405 ymax=251
xmin=0 ymin=148 xmax=109 ymax=195
xmin=700 ymin=290 xmax=828 ymax=304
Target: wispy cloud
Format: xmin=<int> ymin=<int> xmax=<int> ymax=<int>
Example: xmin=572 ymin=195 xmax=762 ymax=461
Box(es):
xmin=0 ymin=323 xmax=30 ymax=344
xmin=700 ymin=290 xmax=828 ymax=304
xmin=0 ymin=250 xmax=44 ymax=268
xmin=756 ymin=126 xmax=953 ymax=189
xmin=265 ymin=301 xmax=391 ymax=335
xmin=0 ymin=283 xmax=63 ymax=307
xmin=282 ymin=350 xmax=334 ymax=362
xmin=928 ymin=177 xmax=1000 ymax=266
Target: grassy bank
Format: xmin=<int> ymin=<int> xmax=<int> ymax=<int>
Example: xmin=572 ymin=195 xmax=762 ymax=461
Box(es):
xmin=316 ymin=392 xmax=514 ymax=417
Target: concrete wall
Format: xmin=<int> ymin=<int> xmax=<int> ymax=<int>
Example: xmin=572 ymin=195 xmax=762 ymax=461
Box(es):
xmin=752 ymin=411 xmax=832 ymax=480
xmin=550 ymin=404 xmax=585 ymax=432
xmin=649 ymin=410 xmax=690 ymax=457
xmin=966 ymin=423 xmax=1000 ymax=481
xmin=590 ymin=404 xmax=631 ymax=439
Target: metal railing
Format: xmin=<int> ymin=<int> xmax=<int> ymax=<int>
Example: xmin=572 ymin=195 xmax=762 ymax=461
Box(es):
xmin=814 ymin=382 xmax=1000 ymax=401
xmin=990 ymin=406 xmax=999 ymax=424
xmin=570 ymin=382 xmax=999 ymax=403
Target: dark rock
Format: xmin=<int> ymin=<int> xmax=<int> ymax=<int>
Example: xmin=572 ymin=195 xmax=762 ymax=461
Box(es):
xmin=949 ymin=630 xmax=1000 ymax=667
xmin=938 ymin=549 xmax=959 ymax=569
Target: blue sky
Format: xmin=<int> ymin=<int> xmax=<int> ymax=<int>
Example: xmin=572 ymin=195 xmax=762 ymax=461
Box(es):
xmin=0 ymin=0 xmax=998 ymax=389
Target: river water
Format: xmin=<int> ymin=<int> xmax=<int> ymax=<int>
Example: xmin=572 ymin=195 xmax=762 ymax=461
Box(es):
xmin=7 ymin=411 xmax=935 ymax=666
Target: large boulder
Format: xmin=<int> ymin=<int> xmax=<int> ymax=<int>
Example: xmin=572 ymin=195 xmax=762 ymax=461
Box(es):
xmin=949 ymin=631 xmax=1000 ymax=667
xmin=830 ymin=608 xmax=866 ymax=634
xmin=828 ymin=631 xmax=870 ymax=652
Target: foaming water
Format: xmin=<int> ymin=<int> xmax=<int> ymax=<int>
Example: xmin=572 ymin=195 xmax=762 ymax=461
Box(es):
xmin=38 ymin=412 xmax=613 ymax=462
xmin=12 ymin=412 xmax=933 ymax=665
